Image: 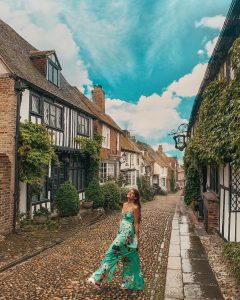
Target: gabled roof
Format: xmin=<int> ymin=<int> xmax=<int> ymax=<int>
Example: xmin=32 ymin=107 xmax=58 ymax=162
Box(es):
xmin=120 ymin=134 xmax=141 ymax=153
xmin=136 ymin=141 xmax=167 ymax=167
xmin=74 ymin=87 xmax=122 ymax=132
xmin=0 ymin=19 xmax=93 ymax=117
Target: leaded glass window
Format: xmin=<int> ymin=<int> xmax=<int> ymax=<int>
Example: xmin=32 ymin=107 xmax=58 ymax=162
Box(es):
xmin=230 ymin=166 xmax=240 ymax=212
xmin=31 ymin=94 xmax=41 ymax=114
xmin=44 ymin=101 xmax=63 ymax=129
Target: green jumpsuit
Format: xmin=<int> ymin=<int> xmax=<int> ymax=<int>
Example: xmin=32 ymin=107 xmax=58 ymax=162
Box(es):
xmin=91 ymin=210 xmax=145 ymax=290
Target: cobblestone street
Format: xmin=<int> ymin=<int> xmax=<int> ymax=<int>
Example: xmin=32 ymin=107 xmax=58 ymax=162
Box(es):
xmin=0 ymin=194 xmax=177 ymax=300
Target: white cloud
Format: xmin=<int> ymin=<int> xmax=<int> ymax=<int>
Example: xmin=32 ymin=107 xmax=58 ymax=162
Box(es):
xmin=166 ymin=63 xmax=207 ymax=97
xmin=152 ymin=143 xmax=176 ymax=152
xmin=0 ymin=0 xmax=92 ymax=92
xmin=106 ymin=62 xmax=206 ymax=139
xmin=205 ymin=36 xmax=218 ymax=57
xmin=195 ymin=15 xmax=225 ymax=30
xmin=197 ymin=49 xmax=204 ymax=55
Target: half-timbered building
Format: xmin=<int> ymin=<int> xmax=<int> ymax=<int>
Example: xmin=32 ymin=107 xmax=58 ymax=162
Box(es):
xmin=0 ymin=20 xmax=95 ymax=232
xmin=188 ymin=0 xmax=240 ymax=241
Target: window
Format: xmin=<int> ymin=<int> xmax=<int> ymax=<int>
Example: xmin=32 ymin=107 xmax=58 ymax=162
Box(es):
xmin=100 ymin=162 xmax=115 ymax=183
xmin=31 ymin=94 xmax=41 ymax=115
xmin=102 ymin=125 xmax=110 ymax=149
xmin=77 ymin=115 xmax=89 ymax=136
xmin=230 ymin=165 xmax=240 ymax=212
xmin=44 ymin=101 xmax=63 ymax=130
xmin=100 ymin=163 xmax=107 ymax=183
xmin=209 ymin=165 xmax=219 ymax=194
xmin=47 ymin=57 xmax=60 ymax=86
xmin=68 ymin=159 xmax=85 ymax=191
xmin=125 ymin=171 xmax=136 ymax=186
xmin=137 ymin=155 xmax=140 ymax=165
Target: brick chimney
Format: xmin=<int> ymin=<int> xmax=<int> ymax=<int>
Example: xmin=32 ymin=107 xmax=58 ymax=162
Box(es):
xmin=158 ymin=145 xmax=163 ymax=153
xmin=92 ymin=85 xmax=105 ymax=113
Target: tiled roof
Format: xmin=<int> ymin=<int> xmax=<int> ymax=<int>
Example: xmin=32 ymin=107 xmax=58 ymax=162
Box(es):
xmin=120 ymin=134 xmax=141 ymax=153
xmin=136 ymin=141 xmax=167 ymax=167
xmin=74 ymin=87 xmax=122 ymax=132
xmin=0 ymin=20 xmax=93 ymax=117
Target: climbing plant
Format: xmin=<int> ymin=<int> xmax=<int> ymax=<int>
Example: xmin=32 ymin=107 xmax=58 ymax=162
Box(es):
xmin=18 ymin=121 xmax=57 ymax=190
xmin=75 ymin=133 xmax=102 ymax=185
xmin=184 ymin=37 xmax=240 ymax=169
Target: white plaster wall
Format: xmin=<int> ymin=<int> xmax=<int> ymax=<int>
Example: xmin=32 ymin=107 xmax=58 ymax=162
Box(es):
xmin=0 ymin=59 xmax=9 ymax=74
xmin=19 ymin=182 xmax=27 ymax=213
xmin=20 ymin=89 xmax=30 ymax=122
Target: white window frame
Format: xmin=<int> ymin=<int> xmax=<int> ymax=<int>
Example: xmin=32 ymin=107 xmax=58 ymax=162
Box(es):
xmin=102 ymin=125 xmax=110 ymax=149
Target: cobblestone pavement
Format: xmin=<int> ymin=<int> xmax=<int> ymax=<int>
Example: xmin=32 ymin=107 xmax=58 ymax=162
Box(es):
xmin=0 ymin=194 xmax=178 ymax=300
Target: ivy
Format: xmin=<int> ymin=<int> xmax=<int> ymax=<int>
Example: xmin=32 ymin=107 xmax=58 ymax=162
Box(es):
xmin=184 ymin=37 xmax=240 ymax=169
xmin=75 ymin=133 xmax=102 ymax=185
xmin=19 ymin=121 xmax=57 ymax=189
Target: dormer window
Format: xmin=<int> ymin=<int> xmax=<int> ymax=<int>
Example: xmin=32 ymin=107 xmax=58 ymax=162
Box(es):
xmin=47 ymin=54 xmax=60 ymax=86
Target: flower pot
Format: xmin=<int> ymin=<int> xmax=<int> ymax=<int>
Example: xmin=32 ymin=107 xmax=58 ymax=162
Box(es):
xmin=33 ymin=214 xmax=48 ymax=224
xmin=82 ymin=201 xmax=93 ymax=209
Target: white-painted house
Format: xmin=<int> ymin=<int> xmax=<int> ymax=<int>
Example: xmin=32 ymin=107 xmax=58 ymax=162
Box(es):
xmin=120 ymin=131 xmax=142 ymax=188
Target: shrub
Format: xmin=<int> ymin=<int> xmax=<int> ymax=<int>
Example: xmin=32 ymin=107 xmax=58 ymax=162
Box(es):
xmin=120 ymin=187 xmax=129 ymax=203
xmin=85 ymin=177 xmax=104 ymax=208
xmin=137 ymin=176 xmax=152 ymax=201
xmin=34 ymin=207 xmax=50 ymax=216
xmin=184 ymin=164 xmax=201 ymax=206
xmin=101 ymin=181 xmax=121 ymax=210
xmin=55 ymin=181 xmax=80 ymax=217
xmin=150 ymin=184 xmax=167 ymax=196
xmin=223 ymin=242 xmax=240 ymax=284
xmin=44 ymin=220 xmax=59 ymax=231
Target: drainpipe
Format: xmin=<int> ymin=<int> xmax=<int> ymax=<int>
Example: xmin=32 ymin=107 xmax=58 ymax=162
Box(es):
xmin=13 ymin=79 xmax=27 ymax=232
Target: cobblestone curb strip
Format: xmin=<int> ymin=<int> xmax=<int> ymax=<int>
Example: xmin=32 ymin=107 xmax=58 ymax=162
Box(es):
xmin=164 ymin=200 xmax=223 ymax=300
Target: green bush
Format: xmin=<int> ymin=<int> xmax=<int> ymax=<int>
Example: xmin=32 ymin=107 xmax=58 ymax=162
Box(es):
xmin=120 ymin=187 xmax=129 ymax=203
xmin=55 ymin=181 xmax=80 ymax=217
xmin=101 ymin=181 xmax=121 ymax=210
xmin=137 ymin=176 xmax=152 ymax=201
xmin=44 ymin=220 xmax=59 ymax=231
xmin=184 ymin=164 xmax=200 ymax=205
xmin=150 ymin=184 xmax=167 ymax=196
xmin=85 ymin=177 xmax=104 ymax=208
xmin=223 ymin=242 xmax=240 ymax=284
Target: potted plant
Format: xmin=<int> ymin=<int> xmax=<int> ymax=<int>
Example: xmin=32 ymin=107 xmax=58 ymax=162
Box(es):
xmin=84 ymin=177 xmax=104 ymax=209
xmin=33 ymin=207 xmax=50 ymax=224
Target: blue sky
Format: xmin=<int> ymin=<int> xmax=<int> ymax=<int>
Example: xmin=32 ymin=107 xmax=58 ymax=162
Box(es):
xmin=0 ymin=0 xmax=232 ymax=160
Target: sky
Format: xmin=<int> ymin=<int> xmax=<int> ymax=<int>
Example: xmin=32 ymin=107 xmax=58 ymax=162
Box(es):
xmin=0 ymin=0 xmax=232 ymax=160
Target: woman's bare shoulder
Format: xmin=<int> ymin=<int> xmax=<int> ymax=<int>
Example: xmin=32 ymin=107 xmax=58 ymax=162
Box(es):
xmin=132 ymin=204 xmax=139 ymax=211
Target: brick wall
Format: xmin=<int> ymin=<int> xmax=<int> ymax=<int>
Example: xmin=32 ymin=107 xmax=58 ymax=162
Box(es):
xmin=0 ymin=154 xmax=13 ymax=233
xmin=30 ymin=57 xmax=46 ymax=76
xmin=0 ymin=76 xmax=17 ymax=234
xmin=203 ymin=192 xmax=219 ymax=233
xmin=94 ymin=120 xmax=121 ymax=159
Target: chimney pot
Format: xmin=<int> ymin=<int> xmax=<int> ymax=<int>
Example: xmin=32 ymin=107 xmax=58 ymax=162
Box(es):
xmin=92 ymin=84 xmax=105 ymax=113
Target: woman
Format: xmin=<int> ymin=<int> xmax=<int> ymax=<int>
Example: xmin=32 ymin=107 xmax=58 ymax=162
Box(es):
xmin=87 ymin=188 xmax=145 ymax=290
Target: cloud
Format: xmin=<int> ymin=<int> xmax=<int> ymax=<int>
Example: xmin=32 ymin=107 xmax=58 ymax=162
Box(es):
xmin=166 ymin=63 xmax=207 ymax=97
xmin=198 ymin=49 xmax=204 ymax=55
xmin=0 ymin=0 xmax=92 ymax=93
xmin=205 ymin=36 xmax=218 ymax=57
xmin=106 ymin=62 xmax=206 ymax=139
xmin=195 ymin=15 xmax=225 ymax=30
xmin=152 ymin=143 xmax=176 ymax=152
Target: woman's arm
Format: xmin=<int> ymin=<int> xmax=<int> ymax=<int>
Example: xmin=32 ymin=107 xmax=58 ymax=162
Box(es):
xmin=133 ymin=207 xmax=140 ymax=241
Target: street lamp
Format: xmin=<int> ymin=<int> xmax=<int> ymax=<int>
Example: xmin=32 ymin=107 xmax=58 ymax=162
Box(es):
xmin=169 ymin=123 xmax=189 ymax=151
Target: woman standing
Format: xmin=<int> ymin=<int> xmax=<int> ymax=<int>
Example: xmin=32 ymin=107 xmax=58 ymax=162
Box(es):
xmin=87 ymin=188 xmax=144 ymax=290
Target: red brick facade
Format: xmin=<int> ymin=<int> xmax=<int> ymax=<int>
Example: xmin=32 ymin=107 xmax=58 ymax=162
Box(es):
xmin=94 ymin=120 xmax=121 ymax=160
xmin=0 ymin=76 xmax=17 ymax=234
xmin=203 ymin=192 xmax=219 ymax=233
xmin=30 ymin=57 xmax=46 ymax=76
